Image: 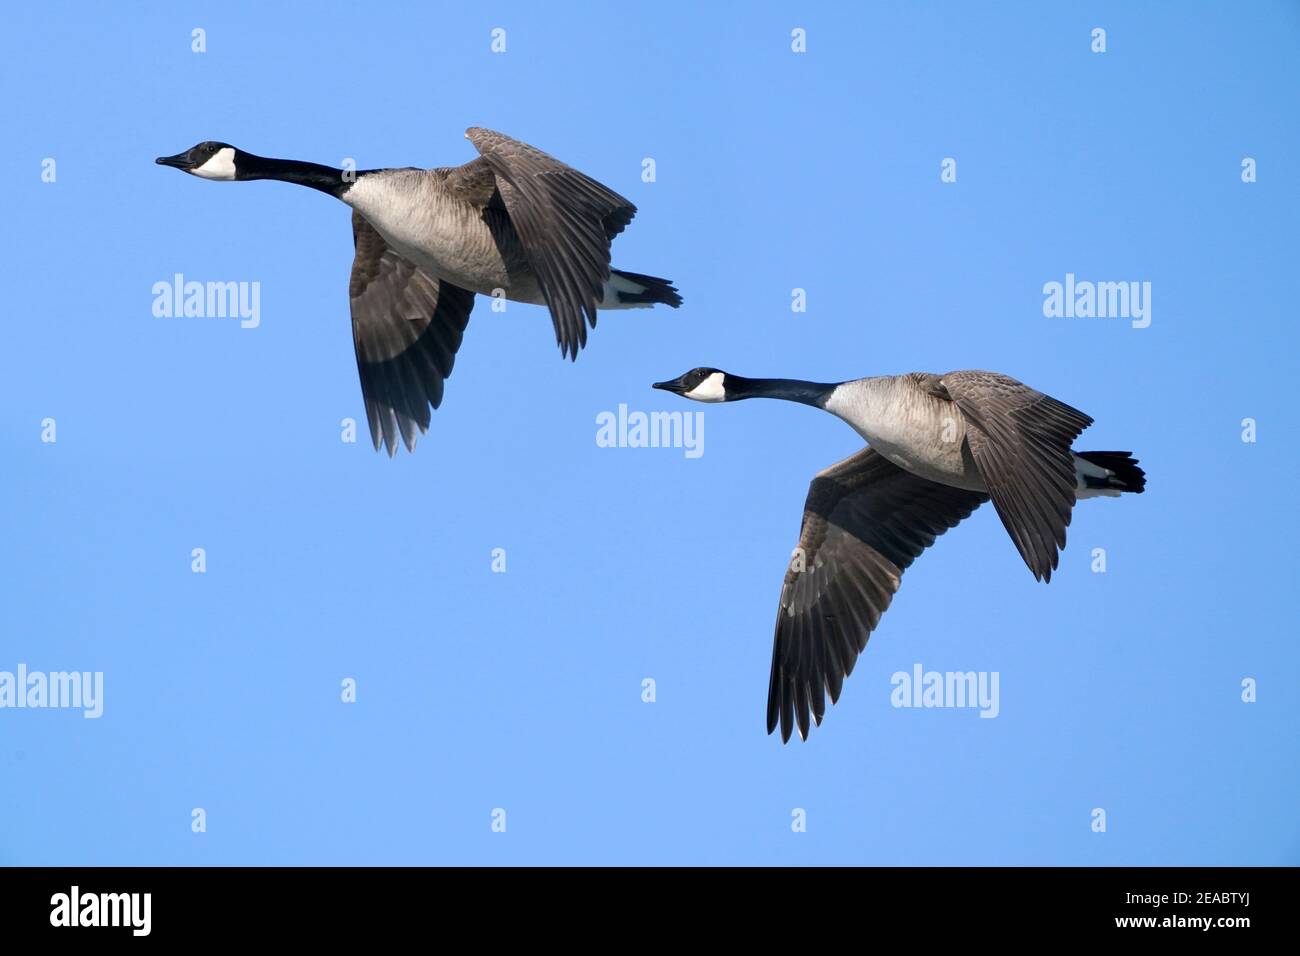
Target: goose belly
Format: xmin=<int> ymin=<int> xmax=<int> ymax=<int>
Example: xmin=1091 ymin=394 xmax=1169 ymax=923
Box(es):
xmin=865 ymin=425 xmax=985 ymax=491
xmin=398 ymin=234 xmax=539 ymax=302
xmin=345 ymin=177 xmax=541 ymax=301
xmin=372 ymin=209 xmax=514 ymax=295
xmin=827 ymin=381 xmax=985 ymax=491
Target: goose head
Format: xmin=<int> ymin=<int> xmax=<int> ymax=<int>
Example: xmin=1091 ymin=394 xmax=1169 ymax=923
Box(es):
xmin=155 ymin=141 xmax=244 ymax=181
xmin=653 ymin=367 xmax=733 ymax=403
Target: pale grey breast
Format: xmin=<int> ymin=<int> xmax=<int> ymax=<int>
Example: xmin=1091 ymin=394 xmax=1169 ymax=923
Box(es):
xmin=344 ymin=168 xmax=542 ymax=302
xmin=824 ymin=374 xmax=985 ymax=491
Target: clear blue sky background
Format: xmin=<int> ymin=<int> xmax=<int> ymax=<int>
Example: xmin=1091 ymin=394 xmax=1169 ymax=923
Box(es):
xmin=2 ymin=2 xmax=1296 ymax=865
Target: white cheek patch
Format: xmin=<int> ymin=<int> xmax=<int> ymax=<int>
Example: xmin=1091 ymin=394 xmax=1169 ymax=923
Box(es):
xmin=191 ymin=147 xmax=237 ymax=181
xmin=684 ymin=372 xmax=727 ymax=402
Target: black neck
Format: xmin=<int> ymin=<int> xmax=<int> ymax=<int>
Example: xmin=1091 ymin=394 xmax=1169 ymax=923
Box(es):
xmin=727 ymin=376 xmax=837 ymax=408
xmin=238 ymin=154 xmax=355 ymax=198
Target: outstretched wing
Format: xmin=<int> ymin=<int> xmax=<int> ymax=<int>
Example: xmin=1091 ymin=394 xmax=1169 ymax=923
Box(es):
xmin=349 ymin=211 xmax=475 ymax=455
xmin=938 ymin=370 xmax=1093 ymax=581
xmin=464 ymin=127 xmax=635 ymax=360
xmin=768 ymin=448 xmax=988 ymax=742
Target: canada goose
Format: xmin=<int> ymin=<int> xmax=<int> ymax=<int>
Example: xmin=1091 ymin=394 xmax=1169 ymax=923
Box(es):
xmin=652 ymin=368 xmax=1146 ymax=743
xmin=156 ymin=129 xmax=681 ymax=454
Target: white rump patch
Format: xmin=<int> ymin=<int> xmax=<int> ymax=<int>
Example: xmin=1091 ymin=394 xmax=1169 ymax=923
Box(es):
xmin=599 ymin=273 xmax=652 ymax=310
xmin=1073 ymin=454 xmax=1121 ymax=498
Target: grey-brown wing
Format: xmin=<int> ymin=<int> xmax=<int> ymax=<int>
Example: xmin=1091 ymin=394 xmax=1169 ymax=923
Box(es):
xmin=465 ymin=127 xmax=636 ymax=360
xmin=438 ymin=155 xmax=501 ymax=208
xmin=938 ymin=370 xmax=1093 ymax=582
xmin=349 ymin=211 xmax=475 ymax=456
xmin=768 ymin=448 xmax=988 ymax=743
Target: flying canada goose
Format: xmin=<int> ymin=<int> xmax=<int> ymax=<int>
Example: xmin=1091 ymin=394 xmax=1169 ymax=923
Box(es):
xmin=156 ymin=129 xmax=681 ymax=454
xmin=652 ymin=368 xmax=1146 ymax=743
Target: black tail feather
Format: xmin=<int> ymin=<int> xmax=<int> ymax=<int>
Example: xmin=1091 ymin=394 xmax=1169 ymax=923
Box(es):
xmin=1077 ymin=451 xmax=1146 ymax=494
xmin=610 ymin=269 xmax=683 ymax=308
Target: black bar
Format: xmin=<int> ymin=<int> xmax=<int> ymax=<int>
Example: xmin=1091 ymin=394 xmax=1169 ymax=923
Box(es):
xmin=0 ymin=866 xmax=1281 ymax=940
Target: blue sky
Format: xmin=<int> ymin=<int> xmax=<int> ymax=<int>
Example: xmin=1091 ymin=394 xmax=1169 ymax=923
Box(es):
xmin=2 ymin=1 xmax=1296 ymax=865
